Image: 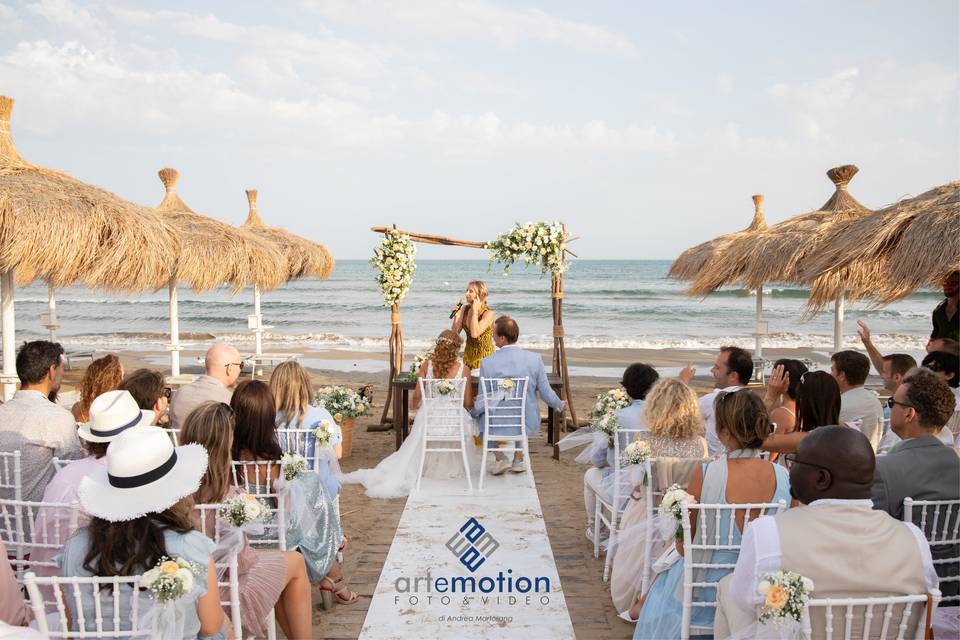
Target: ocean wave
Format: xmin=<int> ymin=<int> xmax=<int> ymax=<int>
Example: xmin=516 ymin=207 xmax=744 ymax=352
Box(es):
xmin=51 ymin=329 xmax=930 ymax=354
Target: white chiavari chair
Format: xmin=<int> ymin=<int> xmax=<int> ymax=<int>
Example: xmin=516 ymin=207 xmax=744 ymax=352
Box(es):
xmin=0 ymin=498 xmax=80 ymax=583
xmin=230 ymin=460 xmax=287 ymax=551
xmin=680 ymin=499 xmax=788 ymax=640
xmin=478 ymin=376 xmax=529 ymax=491
xmin=24 ymin=571 xmax=150 ymax=638
xmin=798 ymin=593 xmax=937 ymax=640
xmin=903 ymin=497 xmax=960 ymax=605
xmin=161 ymin=427 xmax=180 ymax=446
xmin=416 ymin=377 xmax=472 ymax=492
xmin=49 ymin=457 xmax=70 ymax=474
xmin=0 ymin=450 xmax=22 ymax=501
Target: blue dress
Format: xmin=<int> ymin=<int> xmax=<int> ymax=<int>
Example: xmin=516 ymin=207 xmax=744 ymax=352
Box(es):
xmin=277 ymin=404 xmax=342 ymax=499
xmin=633 ymin=457 xmax=791 ymax=639
xmin=59 ymin=526 xmax=217 ymax=639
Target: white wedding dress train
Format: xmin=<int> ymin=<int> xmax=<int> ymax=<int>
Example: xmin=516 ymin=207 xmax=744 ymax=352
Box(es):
xmin=341 ymin=361 xmax=479 ymax=499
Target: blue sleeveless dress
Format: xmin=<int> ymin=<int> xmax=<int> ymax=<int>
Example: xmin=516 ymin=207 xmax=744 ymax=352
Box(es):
xmin=632 ymin=455 xmax=791 ymax=639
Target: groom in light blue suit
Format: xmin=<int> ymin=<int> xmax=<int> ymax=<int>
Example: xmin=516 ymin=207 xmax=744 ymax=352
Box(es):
xmin=470 ymin=316 xmax=566 ymax=475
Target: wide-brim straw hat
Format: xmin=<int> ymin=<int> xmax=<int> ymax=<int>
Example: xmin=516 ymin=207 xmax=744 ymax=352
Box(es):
xmin=77 ymin=389 xmax=155 ymax=443
xmin=78 ymin=426 xmax=207 ymax=522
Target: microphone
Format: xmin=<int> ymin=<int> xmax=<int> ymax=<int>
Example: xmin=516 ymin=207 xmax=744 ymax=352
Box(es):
xmin=449 ymin=301 xmax=463 ymax=319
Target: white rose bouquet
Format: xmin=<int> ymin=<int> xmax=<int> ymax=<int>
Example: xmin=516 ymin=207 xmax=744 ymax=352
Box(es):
xmin=313 ymin=419 xmax=337 ymax=448
xmin=499 ymin=378 xmax=515 ymax=392
xmin=140 ymin=557 xmax=201 ymax=603
xmin=219 ymin=493 xmax=270 ymax=529
xmin=315 ymin=386 xmax=372 ymax=420
xmin=281 ymin=452 xmax=308 ymax=481
xmin=590 ymin=388 xmax=631 ymax=421
xmin=757 ymin=571 xmax=815 ymax=626
xmin=620 ymin=440 xmax=652 ymax=467
xmin=658 ymin=484 xmax=697 ymax=542
xmin=371 ymin=230 xmax=416 ymax=305
xmin=591 ymin=413 xmax=622 ymax=448
xmin=409 ymin=352 xmax=430 ymax=376
xmin=436 ymin=379 xmax=457 ymax=396
xmin=487 ymin=221 xmax=568 ymax=276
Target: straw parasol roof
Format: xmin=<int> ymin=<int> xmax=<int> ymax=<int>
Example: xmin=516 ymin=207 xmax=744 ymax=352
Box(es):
xmin=668 ymin=194 xmax=767 ymax=281
xmin=802 ymin=181 xmax=960 ymax=310
xmin=0 ymin=96 xmax=180 ymax=290
xmin=689 ymin=165 xmax=871 ymax=296
xmin=242 ymin=189 xmax=334 ymax=281
xmin=155 ymin=168 xmax=287 ymax=293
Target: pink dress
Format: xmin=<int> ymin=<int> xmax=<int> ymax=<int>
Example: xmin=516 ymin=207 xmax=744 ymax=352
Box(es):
xmin=201 ymin=487 xmax=287 ymax=638
xmin=0 ymin=540 xmax=28 ymax=625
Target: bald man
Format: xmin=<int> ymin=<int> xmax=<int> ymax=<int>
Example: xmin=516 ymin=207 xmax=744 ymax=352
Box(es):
xmin=168 ymin=343 xmax=243 ymax=429
xmin=715 ymin=426 xmax=938 ymax=638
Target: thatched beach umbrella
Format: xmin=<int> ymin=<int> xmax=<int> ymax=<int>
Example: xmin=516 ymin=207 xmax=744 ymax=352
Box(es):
xmin=690 ymin=165 xmax=872 ymax=352
xmin=0 ymin=96 xmax=180 ymax=399
xmin=241 ymin=189 xmax=334 ymax=355
xmin=801 ymin=181 xmax=960 ymax=311
xmin=154 ymin=168 xmax=286 ymax=375
xmin=670 ymin=194 xmax=770 ymax=355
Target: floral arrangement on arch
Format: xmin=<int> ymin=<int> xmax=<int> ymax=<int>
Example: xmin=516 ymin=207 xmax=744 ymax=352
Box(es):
xmin=315 ymin=386 xmax=373 ymax=421
xmin=371 ymin=230 xmax=416 ymax=305
xmin=487 ymin=221 xmax=568 ymax=276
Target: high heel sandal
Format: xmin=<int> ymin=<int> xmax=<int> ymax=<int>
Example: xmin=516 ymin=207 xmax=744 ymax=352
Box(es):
xmin=319 ymin=575 xmax=359 ymax=609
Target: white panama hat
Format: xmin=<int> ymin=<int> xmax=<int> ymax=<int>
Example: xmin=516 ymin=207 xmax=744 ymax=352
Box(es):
xmin=78 ymin=426 xmax=207 ymax=522
xmin=77 ymin=390 xmax=155 ymax=443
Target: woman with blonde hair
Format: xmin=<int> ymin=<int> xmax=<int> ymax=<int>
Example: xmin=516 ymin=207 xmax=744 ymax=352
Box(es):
xmin=270 ymin=360 xmax=342 ymax=499
xmin=610 ymin=378 xmax=709 ymax=618
xmin=343 ymin=329 xmax=476 ymax=498
xmin=180 ymin=402 xmax=315 ymax=638
xmin=71 ymin=354 xmax=124 ymax=421
xmin=451 ymin=280 xmax=495 ymax=370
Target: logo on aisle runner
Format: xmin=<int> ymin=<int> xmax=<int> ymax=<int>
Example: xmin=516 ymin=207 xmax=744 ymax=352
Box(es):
xmin=446 ymin=517 xmax=499 ymax=572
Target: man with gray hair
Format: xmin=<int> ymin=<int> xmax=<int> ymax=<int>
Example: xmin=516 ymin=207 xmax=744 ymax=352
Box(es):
xmin=168 ymin=343 xmax=244 ymax=429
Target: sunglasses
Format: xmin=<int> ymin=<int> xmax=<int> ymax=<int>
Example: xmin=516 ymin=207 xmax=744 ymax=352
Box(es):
xmin=782 ymin=454 xmax=833 ymax=474
xmin=225 ymin=361 xmax=246 ymax=372
xmin=886 ymin=397 xmax=914 ymax=410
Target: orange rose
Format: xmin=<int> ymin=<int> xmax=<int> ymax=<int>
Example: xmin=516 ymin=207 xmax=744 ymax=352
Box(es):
xmin=765 ymin=585 xmax=789 ymax=609
xmin=160 ymin=561 xmax=179 ymax=575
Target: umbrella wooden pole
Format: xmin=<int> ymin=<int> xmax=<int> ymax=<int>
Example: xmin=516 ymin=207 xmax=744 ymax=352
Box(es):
xmin=253 ymin=285 xmax=263 ymax=356
xmin=754 ymin=286 xmax=764 ymax=358
xmin=833 ymin=294 xmax=845 ymax=353
xmin=46 ymin=284 xmax=58 ymax=343
xmin=1 ymin=270 xmax=15 ymax=401
xmin=168 ymin=278 xmax=181 ymax=377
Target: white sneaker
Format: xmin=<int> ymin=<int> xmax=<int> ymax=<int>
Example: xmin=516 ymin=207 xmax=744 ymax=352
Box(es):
xmin=491 ymin=458 xmax=512 ymax=476
xmin=509 ymin=459 xmax=526 ymax=473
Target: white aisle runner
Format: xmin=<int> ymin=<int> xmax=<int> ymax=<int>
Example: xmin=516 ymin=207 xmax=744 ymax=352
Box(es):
xmin=358 ymin=467 xmax=575 ymax=639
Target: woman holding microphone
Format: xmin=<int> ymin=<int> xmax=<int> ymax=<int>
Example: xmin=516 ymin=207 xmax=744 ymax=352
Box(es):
xmin=451 ymin=280 xmax=495 ymax=370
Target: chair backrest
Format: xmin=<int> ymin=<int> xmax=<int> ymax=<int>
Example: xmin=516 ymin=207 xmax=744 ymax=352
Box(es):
xmin=24 ymin=571 xmax=152 ymax=638
xmin=0 ymin=498 xmax=80 ymax=581
xmin=193 ymin=503 xmax=244 ymax=639
xmin=418 ymin=377 xmax=467 ymax=437
xmin=276 ymin=428 xmax=323 ymax=473
xmin=800 ymin=593 xmax=934 ymax=640
xmin=608 ymin=428 xmax=652 ymax=513
xmin=161 ymin=427 xmax=180 ymax=446
xmin=0 ymin=450 xmax=22 ymax=501
xmin=49 ymin=456 xmax=70 ymax=473
xmin=680 ymin=499 xmax=788 ymax=638
xmin=903 ymin=497 xmax=960 ymax=603
xmin=479 ymin=377 xmax=528 ymax=439
xmin=230 ymin=460 xmax=287 ymax=550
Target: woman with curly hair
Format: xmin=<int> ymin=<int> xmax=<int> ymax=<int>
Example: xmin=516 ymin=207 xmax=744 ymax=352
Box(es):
xmin=343 ymin=329 xmax=476 ymax=498
xmin=71 ymin=354 xmax=124 ymax=421
xmin=610 ymin=378 xmax=710 ymax=618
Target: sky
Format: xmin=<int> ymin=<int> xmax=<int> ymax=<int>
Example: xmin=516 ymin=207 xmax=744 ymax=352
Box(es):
xmin=0 ymin=0 xmax=957 ymax=260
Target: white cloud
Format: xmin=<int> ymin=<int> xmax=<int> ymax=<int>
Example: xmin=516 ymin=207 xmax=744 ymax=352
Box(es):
xmin=0 ymin=3 xmax=23 ymax=30
xmin=716 ymin=73 xmax=734 ymax=95
xmin=302 ymin=0 xmax=637 ymax=56
xmin=27 ymin=0 xmax=101 ymax=32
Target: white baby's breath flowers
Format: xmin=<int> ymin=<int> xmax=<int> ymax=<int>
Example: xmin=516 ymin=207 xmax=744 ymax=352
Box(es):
xmin=488 ymin=221 xmax=568 ymax=276
xmin=371 ymin=230 xmax=416 ymax=305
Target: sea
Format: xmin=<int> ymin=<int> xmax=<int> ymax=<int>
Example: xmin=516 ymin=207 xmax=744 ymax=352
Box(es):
xmin=10 ymin=260 xmax=940 ymax=356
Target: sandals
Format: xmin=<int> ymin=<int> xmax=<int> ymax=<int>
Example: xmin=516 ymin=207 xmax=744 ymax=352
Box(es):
xmin=319 ymin=575 xmax=359 ymax=610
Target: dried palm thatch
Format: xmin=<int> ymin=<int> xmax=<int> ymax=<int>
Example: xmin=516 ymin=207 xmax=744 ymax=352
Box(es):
xmin=0 ymin=96 xmax=180 ymax=290
xmin=668 ymin=194 xmax=767 ymax=280
xmin=242 ymin=189 xmax=334 ymax=281
xmin=155 ymin=168 xmax=287 ymax=293
xmin=689 ymin=165 xmax=871 ymax=296
xmin=802 ymin=181 xmax=960 ymax=310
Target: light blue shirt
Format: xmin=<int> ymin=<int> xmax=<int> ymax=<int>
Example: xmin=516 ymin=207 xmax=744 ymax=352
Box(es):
xmin=470 ymin=344 xmax=564 ymax=436
xmin=592 ymin=399 xmax=647 ymax=468
xmin=277 ymin=404 xmax=342 ymax=498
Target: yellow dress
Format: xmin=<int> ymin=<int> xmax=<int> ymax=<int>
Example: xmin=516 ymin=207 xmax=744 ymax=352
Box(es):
xmin=463 ymin=305 xmax=494 ymax=370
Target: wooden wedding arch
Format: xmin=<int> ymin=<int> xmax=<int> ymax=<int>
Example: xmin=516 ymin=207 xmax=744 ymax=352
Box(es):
xmin=370 ymin=225 xmax=580 ymax=430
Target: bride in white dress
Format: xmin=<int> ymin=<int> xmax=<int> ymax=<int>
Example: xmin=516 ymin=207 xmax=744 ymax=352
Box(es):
xmin=342 ymin=330 xmax=478 ymax=498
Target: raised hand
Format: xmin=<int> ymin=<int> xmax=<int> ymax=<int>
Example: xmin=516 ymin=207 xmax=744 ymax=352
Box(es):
xmin=679 ymin=364 xmax=696 ymax=385
xmin=765 ymin=364 xmax=789 ymax=400
xmin=857 ymin=319 xmax=871 ymax=344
